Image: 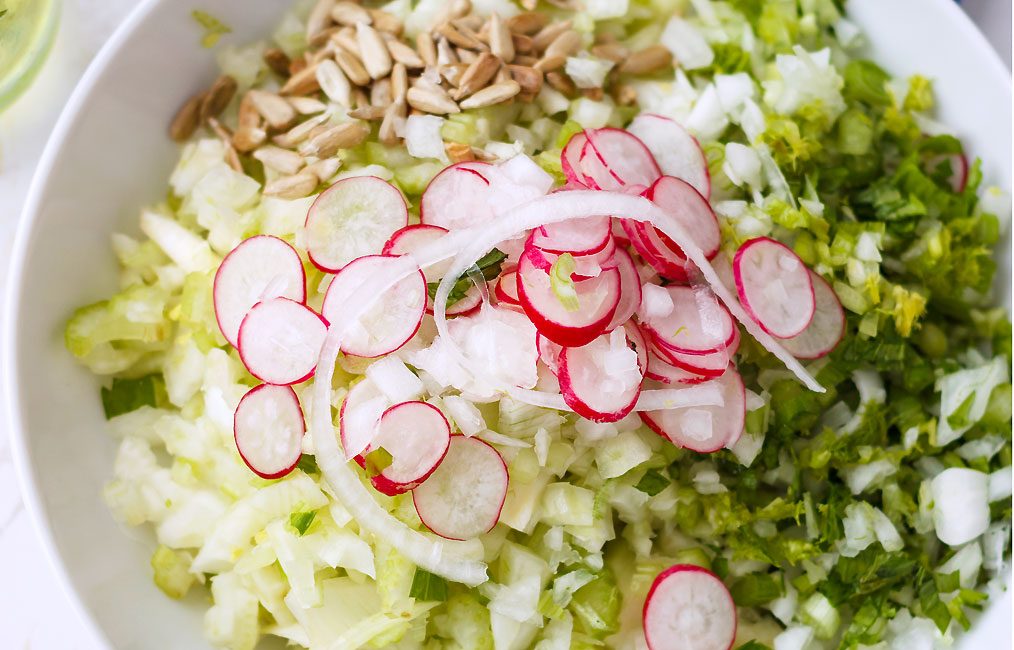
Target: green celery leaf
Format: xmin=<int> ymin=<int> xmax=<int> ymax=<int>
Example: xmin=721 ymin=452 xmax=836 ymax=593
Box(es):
xmin=101 ymin=374 xmax=164 ymax=419
xmin=410 ymin=568 xmax=449 ymax=602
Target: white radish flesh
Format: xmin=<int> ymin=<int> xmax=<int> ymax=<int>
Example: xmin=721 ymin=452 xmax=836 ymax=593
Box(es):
xmin=643 ymin=175 xmax=721 ymax=259
xmin=237 ymin=298 xmax=328 ymax=385
xmin=641 ymin=368 xmax=745 ymax=452
xmin=213 ymin=235 xmax=306 ymax=347
xmin=413 ymin=436 xmax=509 ymax=540
xmin=621 ymin=218 xmax=690 ymax=281
xmin=532 ymin=216 xmax=612 ymax=255
xmin=640 ymin=285 xmax=736 ymax=355
xmin=605 ymin=248 xmax=642 ymax=331
xmin=360 ymin=401 xmax=451 ymax=496
xmin=322 ymin=255 xmax=427 ymax=358
xmin=627 ymin=114 xmax=711 ymax=198
xmin=776 ymin=271 xmax=846 ymax=359
xmin=233 ymin=384 xmax=304 ymax=479
xmin=650 ymin=332 xmax=736 ymax=378
xmin=494 ymin=268 xmax=521 ymax=305
xmin=579 ymin=127 xmax=662 ymax=190
xmin=517 ymin=247 xmax=621 ymax=347
xmin=304 ymin=176 xmax=408 ymax=272
xmin=420 ymin=162 xmax=496 ymax=230
xmin=559 ymin=329 xmax=645 ymax=423
xmin=383 ymin=224 xmax=453 ymax=281
xmin=642 ymin=565 xmax=737 ymax=650
xmin=734 ymin=237 xmax=815 ymax=339
xmin=646 ymin=348 xmax=709 ymax=385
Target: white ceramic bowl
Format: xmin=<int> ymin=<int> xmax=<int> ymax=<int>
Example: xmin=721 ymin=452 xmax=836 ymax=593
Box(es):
xmin=5 ymin=0 xmax=1011 ymax=647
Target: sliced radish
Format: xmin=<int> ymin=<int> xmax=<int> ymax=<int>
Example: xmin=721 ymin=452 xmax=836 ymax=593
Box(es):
xmin=524 ymin=237 xmax=618 ymax=281
xmin=605 ymin=248 xmax=641 ymax=331
xmin=213 ymin=235 xmax=306 ymax=347
xmin=650 ymin=337 xmax=733 ymax=379
xmin=517 ymin=247 xmax=621 ymax=347
xmin=305 ymin=176 xmax=409 ymax=272
xmin=537 ymin=333 xmax=563 ymax=375
xmin=580 ymin=127 xmax=661 ymax=191
xmin=322 ymin=255 xmax=426 ymax=358
xmin=733 ymin=237 xmax=815 ymax=339
xmin=646 ymin=347 xmax=709 ymax=385
xmin=494 ymin=268 xmax=521 ymax=305
xmin=560 ymin=131 xmax=589 ymax=186
xmin=643 ymin=175 xmax=721 ymax=259
xmin=443 ymin=283 xmax=484 ymax=317
xmin=927 ymin=152 xmax=969 ymax=193
xmin=358 ymin=401 xmax=451 ymax=496
xmin=420 ymin=162 xmax=495 ymax=230
xmin=340 ymin=379 xmax=390 ymax=460
xmin=627 ymin=114 xmax=711 ymax=198
xmin=413 ymin=436 xmax=509 ymax=540
xmin=642 ymin=564 xmax=737 ymax=650
xmin=237 ymin=298 xmax=328 ymax=385
xmin=559 ymin=328 xmax=645 ymax=423
xmin=383 ymin=224 xmax=453 ymax=281
xmin=776 ymin=271 xmax=845 ymax=359
xmin=640 ymin=369 xmax=745 ymax=452
xmin=639 ymin=285 xmax=735 ymax=356
xmin=532 ymin=216 xmax=612 ymax=256
xmin=622 ymin=218 xmax=690 ymax=281
xmin=233 ymin=384 xmax=304 ymax=479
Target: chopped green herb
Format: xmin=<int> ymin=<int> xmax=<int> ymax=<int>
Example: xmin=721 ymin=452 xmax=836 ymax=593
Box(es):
xmin=634 ymin=469 xmax=670 ymax=496
xmin=192 ymin=10 xmax=231 ymax=48
xmin=296 ymin=454 xmax=319 ymax=475
xmin=730 ymin=573 xmax=783 ymax=606
xmin=289 ymin=511 xmax=316 ymax=536
xmin=409 ymin=568 xmax=449 ymax=602
xmin=427 ymin=248 xmax=506 ymax=307
xmin=101 ymin=374 xmax=164 ymax=419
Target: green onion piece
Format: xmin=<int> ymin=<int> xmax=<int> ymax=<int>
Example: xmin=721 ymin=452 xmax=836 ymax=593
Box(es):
xmin=550 ymin=253 xmax=580 ymax=312
xmin=101 ymin=374 xmax=164 ymax=419
xmin=192 ymin=10 xmax=231 ymax=48
xmin=289 ymin=511 xmax=316 ymax=536
xmin=409 ymin=568 xmax=449 ymax=602
xmin=634 ymin=469 xmax=670 ymax=496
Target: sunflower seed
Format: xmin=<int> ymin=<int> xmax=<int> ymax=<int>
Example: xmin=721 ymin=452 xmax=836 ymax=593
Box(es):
xmin=288 ymin=96 xmax=328 ymax=115
xmin=416 ymin=32 xmax=437 ymax=67
xmin=264 ymin=48 xmax=292 ymax=77
xmin=305 ymin=157 xmax=343 ymax=182
xmin=207 ymin=117 xmax=243 ymax=172
xmin=386 ymin=38 xmax=424 ymax=68
xmin=436 ymin=37 xmax=458 ymax=66
xmin=514 ymin=53 xmax=538 ymax=67
xmin=331 ymin=1 xmax=371 ymax=26
xmin=348 ymin=105 xmax=386 ymax=120
xmin=254 ymin=146 xmax=305 ymax=174
xmin=352 ymin=88 xmax=370 ymax=109
xmin=273 ymin=113 xmax=330 ymax=147
xmin=280 ymin=63 xmax=322 ymax=96
xmin=309 ymin=26 xmax=342 ymax=49
xmin=534 ymin=55 xmax=566 ymax=73
xmin=248 ymin=90 xmax=297 ymax=129
xmin=445 ymin=141 xmax=475 ymax=163
xmin=459 ymin=80 xmax=520 ymax=109
xmin=437 ymin=22 xmax=484 ymax=50
xmin=379 ymin=100 xmax=406 ymax=144
xmin=508 ymin=64 xmax=543 ymax=95
xmin=457 ymin=47 xmax=479 ymax=64
xmin=543 ymin=29 xmax=581 ymax=60
xmin=306 ymin=0 xmax=336 ymax=40
xmin=489 ymin=13 xmax=514 ymax=63
xmin=368 ymin=9 xmax=402 ymax=35
xmin=546 ymin=71 xmax=577 ymax=96
xmin=591 ymin=42 xmax=628 ymax=63
xmin=614 ymin=83 xmax=638 ymax=106
xmin=582 ymin=87 xmax=604 ymax=100
xmin=371 ymin=78 xmax=392 ymax=106
xmin=450 ymin=0 xmax=472 ymax=20
xmin=289 ymin=56 xmax=308 ymax=76
xmin=199 ymin=75 xmax=237 ymax=122
xmin=232 ymin=126 xmax=267 ymax=153
xmin=451 ymin=52 xmax=498 ymax=99
xmin=532 ymin=21 xmax=572 ymax=51
xmin=495 ymin=66 xmax=512 ymax=83
xmin=206 ymin=116 xmax=232 ymax=141
xmin=391 ymin=62 xmax=408 ymax=102
xmin=619 ymin=45 xmax=672 ymax=75
xmin=333 ymin=46 xmax=371 ymax=86
xmin=169 ymin=93 xmax=203 ymax=142
xmin=316 ymin=59 xmax=351 ymax=106
xmin=406 ymin=86 xmax=460 ymax=114
xmin=512 ymin=35 xmax=535 ymax=55
xmin=441 ymin=63 xmax=469 ymax=87
xmin=265 ymin=172 xmax=319 ymax=199
xmin=298 ymin=120 xmax=370 ymax=157
xmin=506 ymin=11 xmax=549 ymax=35
xmin=357 ymin=22 xmax=392 ymax=79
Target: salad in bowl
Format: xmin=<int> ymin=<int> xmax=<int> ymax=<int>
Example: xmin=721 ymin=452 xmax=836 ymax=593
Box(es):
xmin=60 ymin=0 xmax=1011 ymax=648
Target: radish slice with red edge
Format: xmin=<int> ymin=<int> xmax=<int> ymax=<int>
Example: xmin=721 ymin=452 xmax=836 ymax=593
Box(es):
xmin=642 ymin=175 xmax=721 ymax=259
xmin=357 ymin=401 xmax=451 ymax=496
xmin=442 ymin=283 xmax=484 ymax=317
xmin=640 ymin=368 xmax=745 ymax=452
xmin=420 ymin=162 xmax=496 ymax=230
xmin=559 ymin=328 xmax=645 ymax=423
xmin=524 ymin=237 xmax=618 ymax=281
xmin=650 ymin=336 xmax=732 ymax=379
xmin=238 ymin=297 xmax=328 ymax=385
xmin=214 ymin=235 xmax=306 ymax=347
xmin=639 ymin=285 xmax=735 ymax=356
xmin=776 ymin=271 xmax=845 ymax=359
xmin=642 ymin=564 xmax=737 ymax=650
xmin=322 ymin=254 xmax=426 ymax=358
xmin=733 ymin=237 xmax=815 ymax=339
xmin=605 ymin=248 xmax=642 ymax=331
xmin=532 ymin=216 xmax=612 ymax=255
xmin=579 ymin=127 xmax=661 ymax=191
xmin=621 ymin=218 xmax=690 ymax=281
xmin=560 ymin=131 xmax=589 ymax=186
xmin=340 ymin=379 xmax=389 ymax=460
xmin=413 ymin=436 xmax=508 ymax=540
xmin=305 ymin=176 xmax=409 ymax=272
xmin=383 ymin=224 xmax=452 ymax=281
xmin=627 ymin=114 xmax=711 ymax=198
xmin=494 ymin=268 xmax=521 ymax=305
xmin=927 ymin=151 xmax=969 ymax=193
xmin=646 ymin=347 xmax=710 ymax=385
xmin=517 ymin=246 xmax=621 ymax=347
xmin=233 ymin=384 xmax=304 ymax=479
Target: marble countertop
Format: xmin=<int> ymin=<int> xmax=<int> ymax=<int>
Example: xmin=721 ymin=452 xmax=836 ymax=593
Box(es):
xmin=0 ymin=1 xmax=1008 ymax=647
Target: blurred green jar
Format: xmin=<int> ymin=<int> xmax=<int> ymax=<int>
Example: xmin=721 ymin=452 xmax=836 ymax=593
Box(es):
xmin=0 ymin=0 xmax=61 ymax=111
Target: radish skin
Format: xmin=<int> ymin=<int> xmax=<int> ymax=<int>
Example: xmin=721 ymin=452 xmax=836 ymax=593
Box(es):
xmin=643 ymin=564 xmax=737 ymax=650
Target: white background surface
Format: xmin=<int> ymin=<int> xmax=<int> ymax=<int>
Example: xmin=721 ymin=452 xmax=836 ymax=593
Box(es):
xmin=0 ymin=1 xmax=1009 ymax=647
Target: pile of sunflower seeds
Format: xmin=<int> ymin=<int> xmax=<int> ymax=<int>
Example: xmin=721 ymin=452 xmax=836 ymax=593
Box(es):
xmin=169 ymin=0 xmax=676 ymax=199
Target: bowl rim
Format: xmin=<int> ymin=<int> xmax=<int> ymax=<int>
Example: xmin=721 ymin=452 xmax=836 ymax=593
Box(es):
xmin=3 ymin=0 xmax=1011 ymax=647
